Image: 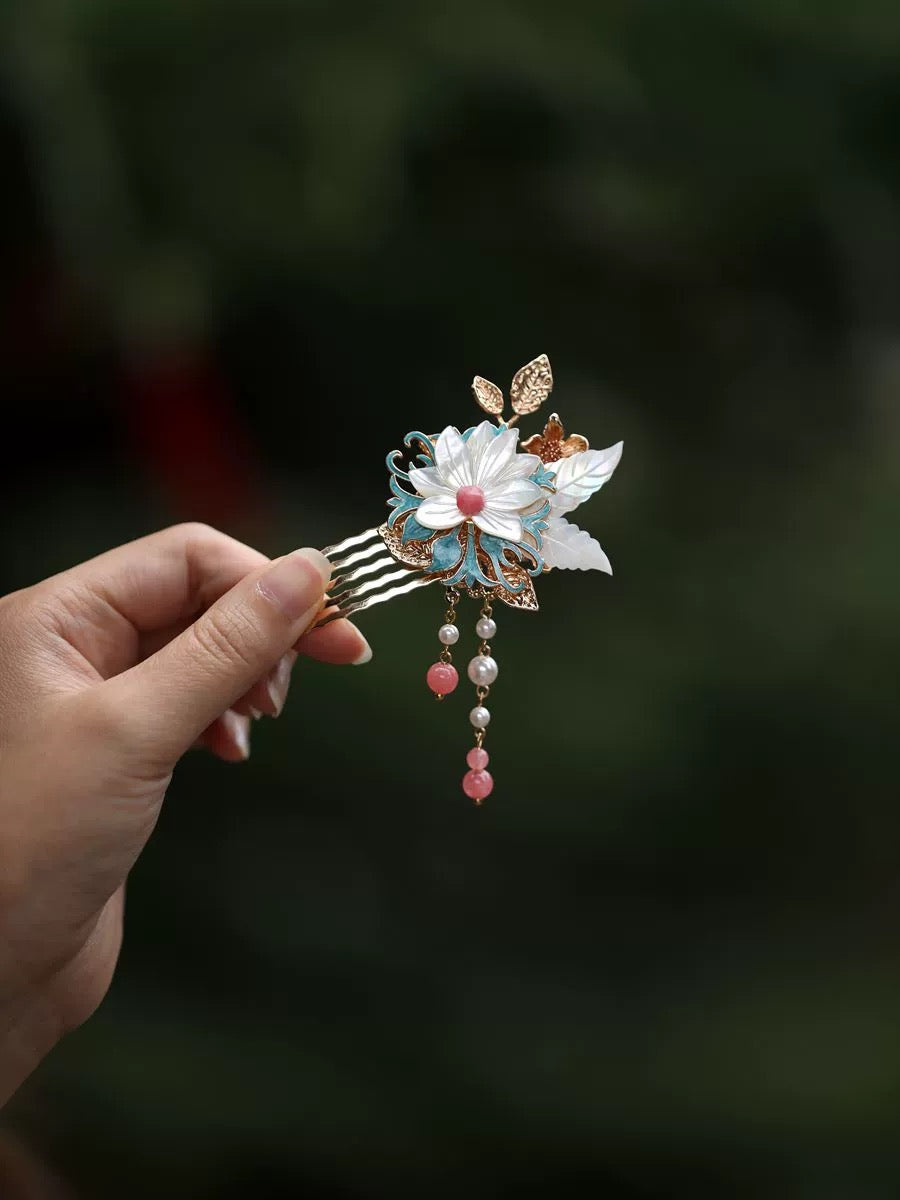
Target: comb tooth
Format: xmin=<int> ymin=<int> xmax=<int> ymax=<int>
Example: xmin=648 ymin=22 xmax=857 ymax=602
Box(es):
xmin=319 ymin=572 xmax=439 ymax=625
xmin=329 ymin=552 xmax=399 ymax=598
xmin=328 ymin=538 xmax=389 ymax=573
xmin=330 ymin=551 xmax=397 ymax=589
xmin=322 ymin=526 xmax=381 ymax=559
xmin=339 ymin=564 xmax=424 ymax=606
xmin=317 ymin=525 xmax=443 ymax=627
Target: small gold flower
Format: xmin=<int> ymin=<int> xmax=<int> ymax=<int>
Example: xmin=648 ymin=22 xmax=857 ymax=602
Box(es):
xmin=521 ymin=413 xmax=589 ymax=464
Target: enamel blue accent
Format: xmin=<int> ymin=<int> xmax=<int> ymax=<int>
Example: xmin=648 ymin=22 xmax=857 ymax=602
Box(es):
xmin=523 ymin=497 xmax=551 ymax=531
xmin=520 ymin=498 xmax=551 ymax=574
xmin=475 ymin=499 xmax=551 ymax=583
xmin=386 ymin=472 xmax=422 ymax=528
xmin=385 ymin=448 xmax=410 ymax=481
xmin=403 ymin=431 xmax=437 ymax=459
xmin=477 ymin=535 xmax=529 ymax=592
xmin=531 ymin=463 xmax=557 ymax=488
xmin=444 ymin=529 xmax=496 ymax=589
xmin=430 ymin=528 xmax=464 ymax=572
xmin=401 ymin=514 xmax=433 ymax=544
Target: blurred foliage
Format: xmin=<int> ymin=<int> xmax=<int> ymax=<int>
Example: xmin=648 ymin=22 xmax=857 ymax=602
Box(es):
xmin=2 ymin=0 xmax=900 ymax=1197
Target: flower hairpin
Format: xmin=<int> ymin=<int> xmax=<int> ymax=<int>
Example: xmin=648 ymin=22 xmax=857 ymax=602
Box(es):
xmin=321 ymin=354 xmax=623 ymax=804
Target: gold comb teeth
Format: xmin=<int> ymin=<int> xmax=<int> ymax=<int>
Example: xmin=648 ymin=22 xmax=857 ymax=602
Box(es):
xmin=313 ymin=356 xmax=623 ymax=804
xmin=317 ymin=527 xmax=438 ymax=626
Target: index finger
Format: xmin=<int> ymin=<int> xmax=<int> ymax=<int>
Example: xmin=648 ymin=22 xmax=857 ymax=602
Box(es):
xmin=37 ymin=522 xmax=269 ymax=635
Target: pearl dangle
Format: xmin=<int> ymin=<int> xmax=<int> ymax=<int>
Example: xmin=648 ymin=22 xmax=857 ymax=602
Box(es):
xmin=462 ymin=590 xmax=497 ymax=804
xmin=426 ymin=588 xmax=460 ymax=698
xmin=425 ymin=585 xmax=499 ymax=805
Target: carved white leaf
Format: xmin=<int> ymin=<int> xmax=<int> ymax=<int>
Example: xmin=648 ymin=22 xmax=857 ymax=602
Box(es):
xmin=510 ymin=354 xmax=553 ymax=415
xmin=547 ymin=441 xmax=623 ymax=516
xmin=472 ymin=376 xmax=505 ymax=415
xmin=541 ymin=517 xmax=612 ymax=573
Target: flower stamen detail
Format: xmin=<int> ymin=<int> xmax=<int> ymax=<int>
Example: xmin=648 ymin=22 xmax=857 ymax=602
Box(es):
xmin=456 ymin=485 xmax=486 ymax=516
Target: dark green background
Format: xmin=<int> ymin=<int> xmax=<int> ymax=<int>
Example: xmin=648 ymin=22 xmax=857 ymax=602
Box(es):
xmin=2 ymin=2 xmax=900 ymax=1196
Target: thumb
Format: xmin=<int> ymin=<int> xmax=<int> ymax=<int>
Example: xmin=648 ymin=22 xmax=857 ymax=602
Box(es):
xmin=101 ymin=547 xmax=331 ymax=758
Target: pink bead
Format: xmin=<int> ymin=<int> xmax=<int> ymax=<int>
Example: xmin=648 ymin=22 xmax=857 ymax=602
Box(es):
xmin=466 ymin=746 xmax=489 ymax=769
xmin=462 ymin=769 xmax=494 ymax=802
xmin=426 ymin=662 xmax=458 ymax=695
xmin=456 ymin=485 xmax=486 ymax=516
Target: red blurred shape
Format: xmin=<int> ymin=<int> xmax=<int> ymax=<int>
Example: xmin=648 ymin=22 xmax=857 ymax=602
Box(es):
xmin=122 ymin=347 xmax=263 ymax=527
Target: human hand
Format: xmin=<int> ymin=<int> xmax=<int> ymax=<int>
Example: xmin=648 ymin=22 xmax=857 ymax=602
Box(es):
xmin=0 ymin=524 xmax=367 ymax=1104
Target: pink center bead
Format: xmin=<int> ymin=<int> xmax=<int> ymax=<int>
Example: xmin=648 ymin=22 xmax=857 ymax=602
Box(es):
xmin=426 ymin=661 xmax=458 ymax=695
xmin=467 ymin=746 xmax=489 ymax=770
xmin=456 ymin=485 xmax=486 ymax=516
xmin=462 ymin=769 xmax=494 ymax=803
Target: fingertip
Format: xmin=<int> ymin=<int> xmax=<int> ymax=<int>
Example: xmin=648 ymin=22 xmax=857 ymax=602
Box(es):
xmin=233 ymin=688 xmax=276 ymax=719
xmin=294 ymin=619 xmax=372 ymax=666
xmin=351 ymin=636 xmax=373 ymax=665
xmin=218 ymin=710 xmax=251 ymax=761
xmin=298 ymin=546 xmax=332 ymax=585
xmin=266 ymin=650 xmax=296 ymax=716
xmin=256 ymin=549 xmax=330 ymax=621
xmin=194 ymin=713 xmax=250 ymax=762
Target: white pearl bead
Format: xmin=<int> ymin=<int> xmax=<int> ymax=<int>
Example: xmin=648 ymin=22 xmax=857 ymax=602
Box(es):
xmin=438 ymin=623 xmax=459 ymax=645
xmin=467 ymin=655 xmax=498 ymax=686
xmin=475 ymin=616 xmax=497 ymax=640
xmin=469 ymin=705 xmax=491 ymax=729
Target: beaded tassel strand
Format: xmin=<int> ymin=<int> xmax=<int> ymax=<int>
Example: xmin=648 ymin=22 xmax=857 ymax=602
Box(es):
xmin=426 ymin=588 xmax=461 ymax=699
xmin=463 ymin=589 xmax=498 ymax=804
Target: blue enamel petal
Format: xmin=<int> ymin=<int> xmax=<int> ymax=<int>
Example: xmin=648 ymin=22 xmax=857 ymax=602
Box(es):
xmin=401 ymin=514 xmax=434 ymax=544
xmin=478 ymin=535 xmax=529 ymax=592
xmin=403 ymin=431 xmax=437 ymax=462
xmin=430 ymin=528 xmax=465 ymax=572
xmin=444 ymin=531 xmax=494 ymax=589
xmin=387 ymin=472 xmax=422 ymax=528
xmin=531 ymin=463 xmax=557 ymax=488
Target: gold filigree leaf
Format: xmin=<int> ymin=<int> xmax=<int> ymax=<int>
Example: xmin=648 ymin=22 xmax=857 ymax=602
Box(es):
xmin=472 ymin=375 xmax=505 ymax=415
xmin=510 ymin=354 xmax=553 ymax=416
xmin=493 ymin=566 xmax=539 ymax=611
xmin=378 ymin=522 xmax=435 ymax=569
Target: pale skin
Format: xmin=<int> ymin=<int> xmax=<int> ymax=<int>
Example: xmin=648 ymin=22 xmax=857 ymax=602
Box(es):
xmin=0 ymin=524 xmax=368 ymax=1106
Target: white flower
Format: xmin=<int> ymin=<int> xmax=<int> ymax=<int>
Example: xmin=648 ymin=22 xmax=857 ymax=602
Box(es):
xmin=410 ymin=421 xmax=544 ymax=542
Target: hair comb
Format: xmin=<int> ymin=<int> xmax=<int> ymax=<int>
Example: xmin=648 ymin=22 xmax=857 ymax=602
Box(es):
xmin=319 ymin=355 xmax=623 ymax=804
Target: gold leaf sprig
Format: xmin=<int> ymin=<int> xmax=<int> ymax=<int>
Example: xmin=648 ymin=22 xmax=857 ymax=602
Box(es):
xmin=471 ymin=354 xmax=553 ymax=425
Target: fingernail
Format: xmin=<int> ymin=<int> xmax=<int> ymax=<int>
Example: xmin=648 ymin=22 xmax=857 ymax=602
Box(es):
xmin=222 ymin=710 xmax=251 ymax=760
xmin=257 ymin=548 xmax=331 ymax=621
xmin=352 ymin=631 xmax=373 ymax=665
xmin=267 ymin=651 xmax=296 ymax=717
